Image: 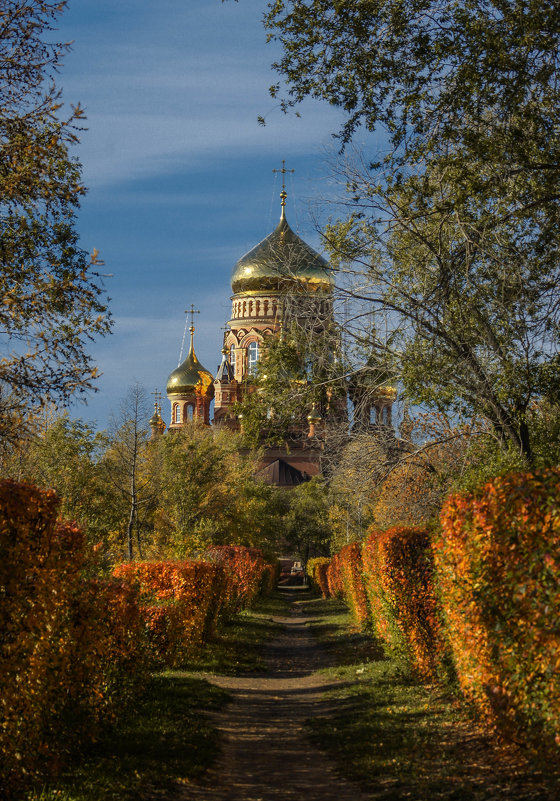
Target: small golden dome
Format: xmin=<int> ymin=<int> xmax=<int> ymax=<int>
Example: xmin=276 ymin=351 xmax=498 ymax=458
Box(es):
xmin=167 ymin=327 xmax=215 ymax=399
xmin=231 ymin=214 xmax=333 ymax=294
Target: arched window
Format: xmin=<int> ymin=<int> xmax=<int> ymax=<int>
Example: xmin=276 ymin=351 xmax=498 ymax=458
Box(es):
xmin=248 ymin=340 xmax=259 ymax=374
xmin=230 ymin=344 xmax=236 ymax=372
xmin=186 ymin=404 xmax=194 ymax=421
xmin=173 ymin=404 xmax=181 ymax=424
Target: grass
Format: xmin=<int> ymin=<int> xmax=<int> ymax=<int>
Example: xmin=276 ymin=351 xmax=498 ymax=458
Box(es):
xmin=25 ymin=592 xmax=287 ymax=801
xmin=301 ymin=596 xmax=560 ymax=801
xmin=188 ymin=591 xmax=289 ymax=675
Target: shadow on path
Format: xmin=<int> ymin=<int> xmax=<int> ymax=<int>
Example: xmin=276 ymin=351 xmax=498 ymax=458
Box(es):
xmin=177 ymin=586 xmax=367 ymax=801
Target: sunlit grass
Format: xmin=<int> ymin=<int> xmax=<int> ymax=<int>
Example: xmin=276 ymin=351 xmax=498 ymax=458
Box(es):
xmin=302 ymin=596 xmax=560 ymax=800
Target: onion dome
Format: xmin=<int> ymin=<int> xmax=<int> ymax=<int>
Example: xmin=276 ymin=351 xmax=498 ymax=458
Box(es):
xmin=231 ymin=210 xmax=333 ymax=294
xmin=167 ymin=326 xmax=215 ymax=399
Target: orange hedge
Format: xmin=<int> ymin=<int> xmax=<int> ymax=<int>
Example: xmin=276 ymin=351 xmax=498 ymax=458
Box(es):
xmin=207 ymin=545 xmax=274 ymax=614
xmin=0 ymin=482 xmax=148 ymax=798
xmin=436 ymin=469 xmax=560 ymax=749
xmin=113 ymin=559 xmax=228 ymax=666
xmin=338 ymin=542 xmax=369 ymax=627
xmin=362 ymin=526 xmax=444 ymax=679
xmin=326 ymin=551 xmax=344 ymax=598
xmin=306 ymin=557 xmax=331 ymax=597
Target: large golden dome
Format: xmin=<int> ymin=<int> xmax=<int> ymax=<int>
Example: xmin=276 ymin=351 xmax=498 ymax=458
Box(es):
xmin=166 ymin=327 xmax=215 ymax=398
xmin=231 ymin=213 xmax=333 ymax=294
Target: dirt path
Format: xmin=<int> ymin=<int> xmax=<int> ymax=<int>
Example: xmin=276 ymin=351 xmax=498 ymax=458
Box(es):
xmin=178 ymin=588 xmax=368 ymax=801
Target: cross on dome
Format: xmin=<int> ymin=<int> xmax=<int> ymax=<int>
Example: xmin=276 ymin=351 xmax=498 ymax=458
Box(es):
xmin=272 ymin=159 xmax=295 ymax=217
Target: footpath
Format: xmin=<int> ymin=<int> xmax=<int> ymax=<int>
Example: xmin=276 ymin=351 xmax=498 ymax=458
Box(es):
xmin=178 ymin=587 xmax=368 ymax=801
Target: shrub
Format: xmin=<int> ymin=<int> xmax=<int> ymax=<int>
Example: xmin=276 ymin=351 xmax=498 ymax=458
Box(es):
xmin=113 ymin=560 xmax=228 ymax=666
xmin=436 ymin=468 xmax=560 ymax=751
xmin=307 ymin=557 xmax=331 ymax=597
xmin=326 ymin=551 xmax=344 ymax=598
xmin=207 ymin=545 xmax=273 ymax=614
xmin=362 ymin=525 xmax=444 ymax=678
xmin=0 ymin=481 xmax=148 ymax=798
xmin=338 ymin=542 xmax=369 ymax=626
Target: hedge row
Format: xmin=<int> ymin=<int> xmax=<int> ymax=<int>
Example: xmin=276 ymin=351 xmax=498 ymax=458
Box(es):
xmin=114 ymin=546 xmax=274 ymax=667
xmin=323 ymin=468 xmax=560 ymax=754
xmin=306 ymin=557 xmax=330 ymax=596
xmin=0 ymin=482 xmax=275 ymax=797
xmin=0 ymin=482 xmax=149 ymax=798
xmin=436 ymin=468 xmax=560 ymax=751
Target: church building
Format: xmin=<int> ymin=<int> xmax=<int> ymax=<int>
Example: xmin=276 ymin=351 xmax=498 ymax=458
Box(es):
xmin=156 ymin=170 xmax=396 ymax=485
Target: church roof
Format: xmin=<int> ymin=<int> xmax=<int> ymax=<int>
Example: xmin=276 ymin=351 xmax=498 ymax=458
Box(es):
xmin=231 ymin=213 xmax=333 ymax=294
xmin=215 ymin=348 xmax=235 ymax=384
xmin=255 ymin=458 xmax=309 ymax=487
xmin=167 ymin=327 xmax=215 ymax=398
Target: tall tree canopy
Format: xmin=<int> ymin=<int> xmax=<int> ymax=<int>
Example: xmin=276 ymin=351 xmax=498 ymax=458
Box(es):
xmin=0 ymin=1 xmax=111 ymax=433
xmin=264 ymin=0 xmax=560 ymax=460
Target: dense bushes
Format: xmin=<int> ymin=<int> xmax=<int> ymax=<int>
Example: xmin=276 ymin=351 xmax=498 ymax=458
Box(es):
xmin=322 ymin=468 xmax=560 ymax=756
xmin=207 ymin=545 xmax=274 ymax=613
xmin=0 ymin=483 xmax=276 ymax=797
xmin=113 ymin=560 xmax=228 ymax=666
xmin=436 ymin=469 xmax=560 ymax=749
xmin=338 ymin=542 xmax=369 ymax=626
xmin=0 ymin=481 xmax=149 ymax=798
xmin=306 ymin=557 xmax=330 ymax=596
xmin=362 ymin=526 xmax=444 ymax=679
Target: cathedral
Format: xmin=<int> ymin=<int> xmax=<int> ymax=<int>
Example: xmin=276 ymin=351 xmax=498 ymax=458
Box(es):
xmin=151 ymin=172 xmax=396 ymax=486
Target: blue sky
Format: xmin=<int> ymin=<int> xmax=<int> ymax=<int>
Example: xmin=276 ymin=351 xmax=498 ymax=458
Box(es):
xmin=57 ymin=0 xmax=347 ymax=428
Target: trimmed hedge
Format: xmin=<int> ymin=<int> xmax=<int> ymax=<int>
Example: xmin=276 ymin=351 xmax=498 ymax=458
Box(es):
xmin=207 ymin=545 xmax=273 ymax=614
xmin=338 ymin=542 xmax=369 ymax=627
xmin=362 ymin=526 xmax=444 ymax=678
xmin=113 ymin=560 xmax=229 ymax=666
xmin=0 ymin=482 xmax=148 ymax=798
xmin=436 ymin=468 xmax=560 ymax=748
xmin=307 ymin=557 xmax=331 ymax=597
xmin=326 ymin=551 xmax=344 ymax=598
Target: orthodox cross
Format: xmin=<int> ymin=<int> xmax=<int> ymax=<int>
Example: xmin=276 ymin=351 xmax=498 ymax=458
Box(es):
xmin=185 ymin=304 xmax=200 ymax=329
xmin=151 ymin=388 xmax=162 ymax=414
xmin=273 ymin=160 xmax=295 ymax=209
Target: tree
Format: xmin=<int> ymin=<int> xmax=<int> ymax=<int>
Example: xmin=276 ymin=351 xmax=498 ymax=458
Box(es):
xmin=263 ymin=1 xmax=560 ymax=460
xmin=282 ymin=476 xmax=331 ymax=565
xmin=0 ymin=1 xmax=111 ymax=436
xmin=102 ymin=385 xmax=156 ymax=561
xmin=0 ymin=409 xmax=109 ymax=531
xmin=155 ymin=424 xmax=282 ymax=556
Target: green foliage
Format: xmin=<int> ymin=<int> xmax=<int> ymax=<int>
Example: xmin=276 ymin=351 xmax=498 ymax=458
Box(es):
xmin=0 ymin=1 xmax=111 ymax=432
xmin=282 ymin=475 xmax=331 ymax=562
xmin=156 ymin=425 xmax=281 ymax=555
xmin=265 ymin=1 xmax=560 ymax=462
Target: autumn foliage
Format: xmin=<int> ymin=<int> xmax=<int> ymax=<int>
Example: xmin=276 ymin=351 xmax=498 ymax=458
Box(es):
xmin=362 ymin=526 xmax=444 ymax=678
xmin=0 ymin=481 xmax=148 ymax=797
xmin=207 ymin=545 xmax=275 ymax=614
xmin=436 ymin=469 xmax=560 ymax=749
xmin=338 ymin=542 xmax=369 ymax=627
xmin=306 ymin=556 xmax=330 ymax=596
xmin=0 ymin=483 xmax=276 ymax=796
xmin=112 ymin=560 xmax=228 ymax=666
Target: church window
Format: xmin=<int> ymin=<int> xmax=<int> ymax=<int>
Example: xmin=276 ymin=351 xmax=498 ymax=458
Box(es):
xmin=230 ymin=344 xmax=236 ymax=372
xmin=370 ymin=406 xmax=377 ymax=425
xmin=186 ymin=404 xmax=194 ymax=421
xmin=248 ymin=340 xmax=259 ymax=374
xmin=173 ymin=404 xmax=180 ymax=424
